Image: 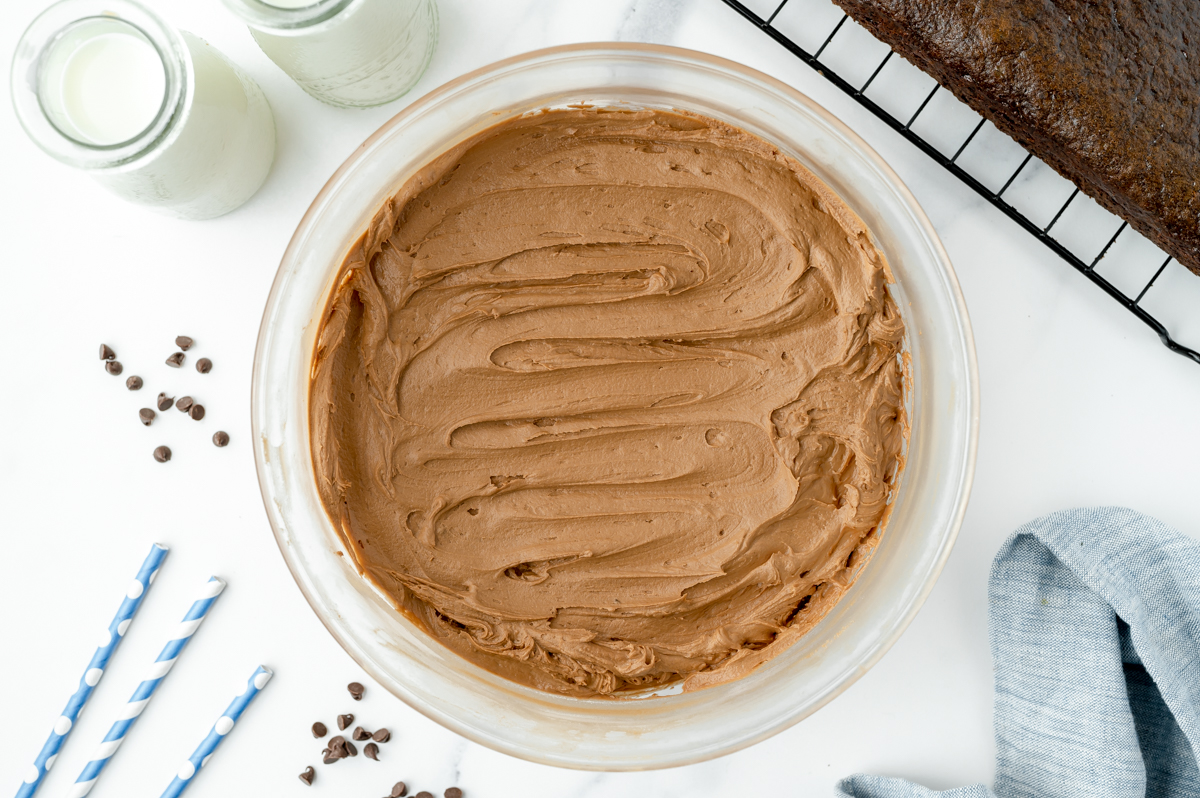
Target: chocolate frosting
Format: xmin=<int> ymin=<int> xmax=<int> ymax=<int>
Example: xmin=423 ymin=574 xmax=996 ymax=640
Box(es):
xmin=310 ymin=108 xmax=908 ymax=697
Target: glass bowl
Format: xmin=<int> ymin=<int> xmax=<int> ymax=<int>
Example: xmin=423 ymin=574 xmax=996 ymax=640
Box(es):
xmin=251 ymin=43 xmax=979 ymax=771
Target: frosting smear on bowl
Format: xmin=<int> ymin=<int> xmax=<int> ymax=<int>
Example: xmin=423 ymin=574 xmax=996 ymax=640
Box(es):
xmin=309 ymin=107 xmax=908 ymax=697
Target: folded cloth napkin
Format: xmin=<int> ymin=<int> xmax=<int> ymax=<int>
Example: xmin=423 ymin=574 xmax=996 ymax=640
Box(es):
xmin=838 ymin=507 xmax=1200 ymax=798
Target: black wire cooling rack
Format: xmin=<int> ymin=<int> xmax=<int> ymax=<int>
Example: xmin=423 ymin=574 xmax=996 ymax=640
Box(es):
xmin=719 ymin=0 xmax=1200 ymax=366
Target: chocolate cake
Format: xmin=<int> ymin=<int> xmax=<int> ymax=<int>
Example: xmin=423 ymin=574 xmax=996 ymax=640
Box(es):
xmin=830 ymin=0 xmax=1200 ymax=276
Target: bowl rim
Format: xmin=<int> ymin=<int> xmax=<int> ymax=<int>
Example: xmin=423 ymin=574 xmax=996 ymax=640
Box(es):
xmin=251 ymin=41 xmax=980 ymax=769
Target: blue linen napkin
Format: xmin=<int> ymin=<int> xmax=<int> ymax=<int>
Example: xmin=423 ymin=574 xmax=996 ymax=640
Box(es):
xmin=838 ymin=507 xmax=1200 ymax=798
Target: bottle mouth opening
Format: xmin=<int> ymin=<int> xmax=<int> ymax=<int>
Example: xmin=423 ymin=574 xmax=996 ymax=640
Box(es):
xmin=220 ymin=0 xmax=356 ymax=31
xmin=35 ymin=16 xmax=170 ymax=151
xmin=11 ymin=0 xmax=188 ymax=170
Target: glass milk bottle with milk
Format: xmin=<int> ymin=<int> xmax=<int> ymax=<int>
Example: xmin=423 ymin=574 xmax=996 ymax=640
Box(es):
xmin=11 ymin=0 xmax=276 ymax=220
xmin=222 ymin=0 xmax=438 ymax=108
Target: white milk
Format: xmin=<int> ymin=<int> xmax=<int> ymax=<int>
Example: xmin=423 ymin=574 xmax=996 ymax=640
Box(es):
xmin=52 ymin=23 xmax=166 ymax=145
xmin=229 ymin=0 xmax=439 ymax=108
xmin=93 ymin=33 xmax=277 ymax=219
xmin=13 ymin=1 xmax=276 ymax=220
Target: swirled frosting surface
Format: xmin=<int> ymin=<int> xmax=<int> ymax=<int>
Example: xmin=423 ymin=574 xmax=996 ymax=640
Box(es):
xmin=310 ymin=107 xmax=908 ymax=696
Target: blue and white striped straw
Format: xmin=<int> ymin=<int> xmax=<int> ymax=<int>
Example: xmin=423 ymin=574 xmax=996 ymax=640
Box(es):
xmin=159 ymin=665 xmax=273 ymax=798
xmin=67 ymin=576 xmax=226 ymax=798
xmin=15 ymin=543 xmax=168 ymax=798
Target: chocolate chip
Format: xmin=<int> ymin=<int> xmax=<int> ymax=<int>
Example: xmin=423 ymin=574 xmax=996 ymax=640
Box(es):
xmin=196 ymin=357 xmax=212 ymax=374
xmin=176 ymin=396 xmax=194 ymax=413
xmin=175 ymin=336 xmax=193 ymax=351
xmin=157 ymin=392 xmax=174 ymax=411
xmin=189 ymin=404 xmax=205 ymax=421
xmin=299 ymin=766 xmax=315 ymax=785
xmin=372 ymin=728 xmax=390 ymax=743
xmin=352 ymin=726 xmax=371 ymax=741
xmin=139 ymin=408 xmax=155 ymax=426
xmin=416 ymin=792 xmax=434 ymax=798
xmin=213 ymin=430 xmax=230 ymax=447
xmin=321 ymin=748 xmax=338 ymax=765
xmin=100 ymin=344 xmax=115 ymax=360
xmin=105 ymin=360 xmax=123 ymax=375
xmin=153 ymin=445 xmax=171 ymax=463
xmin=345 ymin=740 xmax=357 ymax=757
xmin=166 ymin=352 xmax=185 ymax=368
xmin=348 ymin=682 xmax=365 ymax=700
xmin=364 ymin=742 xmax=379 ymax=760
xmin=126 ymin=376 xmax=143 ymax=390
xmin=391 ymin=782 xmax=408 ymax=797
xmin=445 ymin=789 xmax=463 ymax=798
xmin=337 ymin=714 xmax=353 ymax=731
xmin=312 ymin=721 xmax=327 ymax=738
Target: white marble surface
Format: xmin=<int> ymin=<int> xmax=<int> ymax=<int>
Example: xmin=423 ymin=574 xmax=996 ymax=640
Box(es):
xmin=3 ymin=1 xmax=1200 ymax=796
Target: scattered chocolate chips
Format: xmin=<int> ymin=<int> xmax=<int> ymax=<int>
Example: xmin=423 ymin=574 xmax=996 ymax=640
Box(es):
xmin=126 ymin=375 xmax=143 ymax=390
xmin=189 ymin=404 xmax=205 ymax=421
xmin=175 ymin=336 xmax=193 ymax=351
xmin=153 ymin=445 xmax=171 ymax=463
xmin=213 ymin=431 xmax=230 ymax=447
xmin=315 ymin=679 xmax=411 ymax=780
xmin=445 ymin=789 xmax=463 ymax=798
xmin=139 ymin=408 xmax=155 ymax=426
xmin=299 ymin=766 xmax=315 ymax=786
xmin=105 ymin=360 xmax=124 ymax=375
xmin=391 ymin=782 xmax=408 ymax=797
xmin=196 ymin=357 xmax=212 ymax=374
xmin=166 ymin=352 xmax=185 ymax=368
xmin=100 ymin=344 xmax=116 ymax=361
xmin=157 ymin=392 xmax=174 ymax=411
xmin=176 ymin=396 xmax=194 ymax=413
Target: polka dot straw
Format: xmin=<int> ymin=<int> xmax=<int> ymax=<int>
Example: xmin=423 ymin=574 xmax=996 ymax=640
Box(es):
xmin=67 ymin=576 xmax=225 ymax=798
xmin=159 ymin=666 xmax=273 ymax=797
xmin=16 ymin=543 xmax=168 ymax=798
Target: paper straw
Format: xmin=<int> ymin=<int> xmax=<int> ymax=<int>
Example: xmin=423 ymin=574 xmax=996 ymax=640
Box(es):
xmin=67 ymin=576 xmax=226 ymax=798
xmin=159 ymin=665 xmax=273 ymax=798
xmin=15 ymin=543 xmax=168 ymax=798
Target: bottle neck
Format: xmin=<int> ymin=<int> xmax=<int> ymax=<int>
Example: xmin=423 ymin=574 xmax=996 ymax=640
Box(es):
xmin=220 ymin=0 xmax=356 ymax=33
xmin=12 ymin=0 xmax=188 ymax=170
